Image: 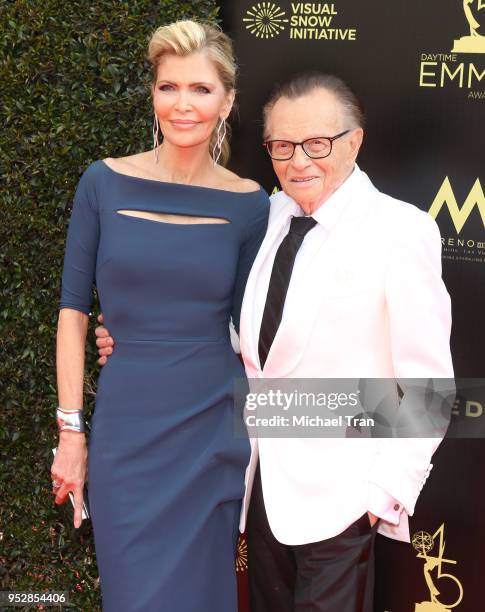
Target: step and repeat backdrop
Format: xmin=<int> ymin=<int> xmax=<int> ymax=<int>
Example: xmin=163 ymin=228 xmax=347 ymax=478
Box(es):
xmin=221 ymin=2 xmax=485 ymax=611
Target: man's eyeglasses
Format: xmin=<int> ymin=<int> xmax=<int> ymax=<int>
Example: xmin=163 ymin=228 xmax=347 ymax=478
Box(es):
xmin=263 ymin=130 xmax=350 ymax=161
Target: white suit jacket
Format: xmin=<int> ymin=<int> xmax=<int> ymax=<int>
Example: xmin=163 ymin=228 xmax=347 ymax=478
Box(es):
xmin=238 ymin=166 xmax=454 ymax=545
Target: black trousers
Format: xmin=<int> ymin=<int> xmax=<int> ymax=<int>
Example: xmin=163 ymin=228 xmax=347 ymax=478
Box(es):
xmin=247 ymin=463 xmax=376 ymax=612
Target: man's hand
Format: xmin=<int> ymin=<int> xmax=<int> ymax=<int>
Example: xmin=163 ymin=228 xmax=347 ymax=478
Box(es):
xmin=95 ymin=313 xmax=114 ymax=366
xmin=367 ymin=511 xmax=379 ymax=527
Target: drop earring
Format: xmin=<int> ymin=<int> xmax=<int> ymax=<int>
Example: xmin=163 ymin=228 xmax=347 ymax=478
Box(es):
xmin=212 ymin=117 xmax=226 ymax=166
xmin=153 ymin=113 xmax=160 ymax=164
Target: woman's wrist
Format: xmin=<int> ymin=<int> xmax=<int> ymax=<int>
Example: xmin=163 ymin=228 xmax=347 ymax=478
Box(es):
xmin=59 ymin=428 xmax=86 ymax=440
xmin=56 ymin=406 xmax=86 ymax=434
xmin=58 ymin=430 xmax=87 ymax=448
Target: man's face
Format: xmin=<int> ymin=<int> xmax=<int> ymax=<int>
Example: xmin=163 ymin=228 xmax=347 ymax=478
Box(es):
xmin=265 ymin=88 xmax=363 ymax=215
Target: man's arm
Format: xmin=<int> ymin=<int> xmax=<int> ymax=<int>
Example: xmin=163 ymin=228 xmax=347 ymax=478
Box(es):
xmin=367 ymin=208 xmax=453 ymax=523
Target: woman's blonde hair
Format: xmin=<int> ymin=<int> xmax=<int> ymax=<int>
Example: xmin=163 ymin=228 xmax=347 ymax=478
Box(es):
xmin=148 ymin=20 xmax=236 ymax=167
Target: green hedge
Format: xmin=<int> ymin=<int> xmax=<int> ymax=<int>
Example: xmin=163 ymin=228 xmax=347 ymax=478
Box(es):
xmin=0 ymin=1 xmax=218 ymax=608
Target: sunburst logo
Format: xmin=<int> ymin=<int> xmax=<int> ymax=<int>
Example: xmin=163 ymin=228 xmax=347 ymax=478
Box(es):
xmin=236 ymin=536 xmax=248 ymax=572
xmin=243 ymin=2 xmax=289 ymax=39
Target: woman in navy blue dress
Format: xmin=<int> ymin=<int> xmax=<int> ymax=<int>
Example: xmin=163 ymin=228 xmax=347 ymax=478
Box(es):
xmin=51 ymin=20 xmax=269 ymax=611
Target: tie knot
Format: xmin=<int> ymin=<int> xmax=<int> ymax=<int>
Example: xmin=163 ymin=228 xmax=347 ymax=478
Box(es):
xmin=289 ymin=215 xmax=317 ymax=237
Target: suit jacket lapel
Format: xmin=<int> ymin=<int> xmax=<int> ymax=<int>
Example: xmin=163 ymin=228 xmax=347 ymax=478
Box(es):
xmin=240 ymin=194 xmax=300 ymax=373
xmin=263 ymin=173 xmax=379 ymax=377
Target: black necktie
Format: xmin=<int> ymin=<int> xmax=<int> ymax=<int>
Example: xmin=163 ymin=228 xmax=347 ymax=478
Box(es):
xmin=258 ymin=215 xmax=317 ymax=369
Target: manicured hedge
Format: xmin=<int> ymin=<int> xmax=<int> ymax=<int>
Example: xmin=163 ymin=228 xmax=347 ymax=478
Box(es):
xmin=1 ymin=1 xmax=218 ymax=608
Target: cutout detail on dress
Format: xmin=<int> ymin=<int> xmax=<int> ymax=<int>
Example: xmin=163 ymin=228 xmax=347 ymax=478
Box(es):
xmin=116 ymin=210 xmax=230 ymax=225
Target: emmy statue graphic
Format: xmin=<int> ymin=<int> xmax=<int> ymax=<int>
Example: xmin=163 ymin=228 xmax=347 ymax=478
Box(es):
xmin=412 ymin=524 xmax=464 ymax=611
xmin=452 ymin=0 xmax=485 ymax=52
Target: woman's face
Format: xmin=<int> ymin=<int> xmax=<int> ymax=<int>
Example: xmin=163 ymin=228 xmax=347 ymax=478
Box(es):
xmin=152 ymin=50 xmax=234 ymax=152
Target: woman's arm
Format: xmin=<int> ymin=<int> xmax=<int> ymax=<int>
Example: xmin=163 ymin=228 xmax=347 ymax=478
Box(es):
xmin=230 ymin=190 xmax=270 ymax=335
xmin=51 ymin=162 xmax=101 ymax=527
xmin=52 ymin=308 xmax=89 ymax=528
xmin=57 ymin=309 xmax=88 ymax=409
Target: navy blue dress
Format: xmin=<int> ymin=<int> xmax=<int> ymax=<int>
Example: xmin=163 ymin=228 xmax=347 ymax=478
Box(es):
xmin=59 ymin=160 xmax=269 ymax=612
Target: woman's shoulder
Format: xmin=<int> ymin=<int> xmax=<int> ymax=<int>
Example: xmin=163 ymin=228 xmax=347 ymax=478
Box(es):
xmin=215 ymin=166 xmax=263 ymax=195
xmin=101 ymin=153 xmax=151 ymax=177
xmin=216 ymin=170 xmax=270 ymax=231
xmin=78 ymin=154 xmax=152 ymax=188
xmin=72 ymin=160 xmax=108 ymax=203
xmin=215 ymin=168 xmax=270 ymax=220
xmin=78 ymin=159 xmax=106 ymax=180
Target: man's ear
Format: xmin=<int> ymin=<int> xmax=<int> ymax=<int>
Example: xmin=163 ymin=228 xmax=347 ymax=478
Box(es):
xmin=349 ymin=128 xmax=364 ymax=162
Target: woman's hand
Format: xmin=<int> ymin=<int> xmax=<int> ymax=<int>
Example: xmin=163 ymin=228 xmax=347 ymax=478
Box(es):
xmin=51 ymin=431 xmax=87 ymax=528
xmin=95 ymin=312 xmax=115 ymax=365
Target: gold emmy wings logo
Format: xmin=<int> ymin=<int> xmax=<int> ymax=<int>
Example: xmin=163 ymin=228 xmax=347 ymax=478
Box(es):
xmin=453 ymin=0 xmax=485 ymax=53
xmin=243 ymin=2 xmax=289 ymax=38
xmin=418 ymin=3 xmax=484 ymax=94
xmin=412 ymin=524 xmax=464 ymax=611
xmin=428 ymin=177 xmax=485 ymax=233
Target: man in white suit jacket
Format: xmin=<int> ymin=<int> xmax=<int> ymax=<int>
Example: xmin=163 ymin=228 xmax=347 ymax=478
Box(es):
xmin=239 ymin=73 xmax=453 ymax=611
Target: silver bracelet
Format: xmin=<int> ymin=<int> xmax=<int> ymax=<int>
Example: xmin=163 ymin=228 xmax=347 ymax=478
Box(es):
xmin=56 ymin=407 xmax=86 ymax=434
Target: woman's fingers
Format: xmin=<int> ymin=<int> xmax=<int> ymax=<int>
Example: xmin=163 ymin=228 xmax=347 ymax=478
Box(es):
xmin=98 ymin=356 xmax=107 ymax=366
xmin=53 ymin=481 xmax=84 ymax=528
xmin=54 ymin=482 xmax=69 ymax=505
xmin=72 ymin=485 xmax=85 ymax=528
xmin=51 ymin=440 xmax=87 ymax=521
xmin=97 ymin=312 xmax=104 ymax=324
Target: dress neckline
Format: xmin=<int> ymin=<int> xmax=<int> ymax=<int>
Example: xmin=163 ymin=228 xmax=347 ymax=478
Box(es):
xmin=100 ymin=160 xmax=264 ymax=196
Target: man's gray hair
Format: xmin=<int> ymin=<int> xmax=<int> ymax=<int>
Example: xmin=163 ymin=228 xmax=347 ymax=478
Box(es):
xmin=263 ymin=72 xmax=365 ymax=137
